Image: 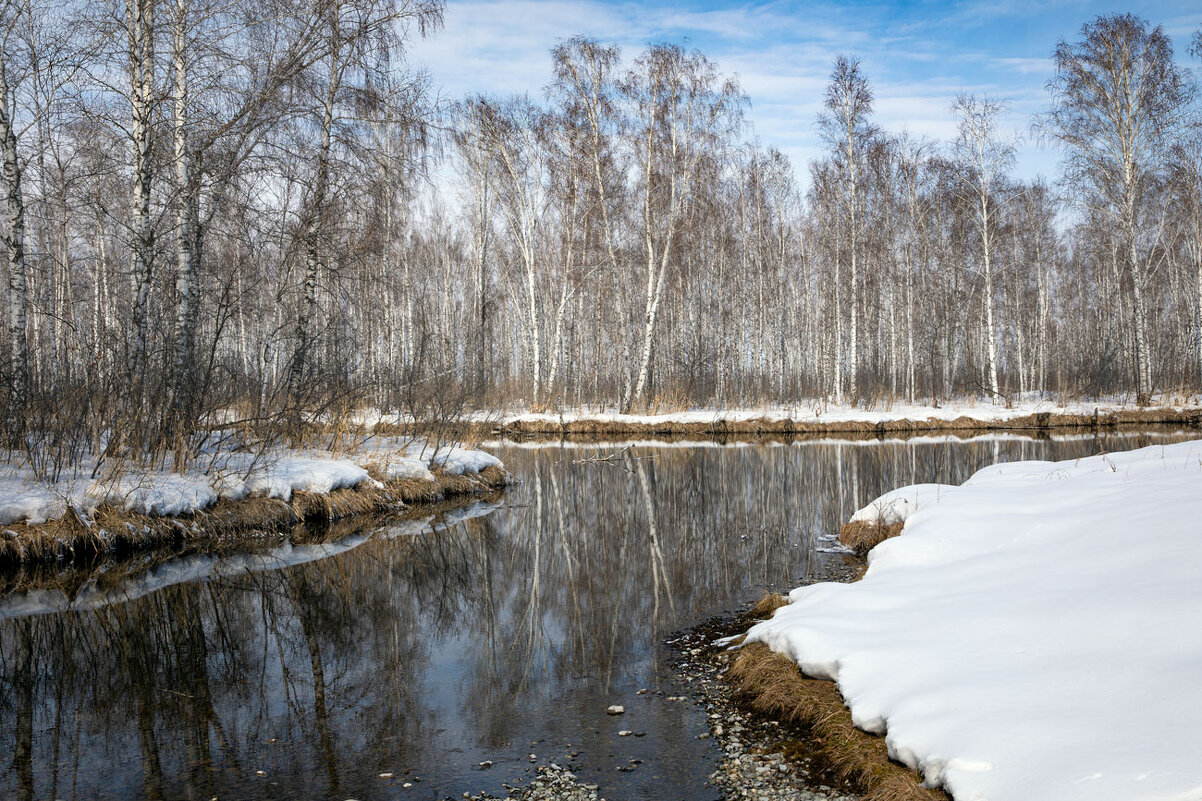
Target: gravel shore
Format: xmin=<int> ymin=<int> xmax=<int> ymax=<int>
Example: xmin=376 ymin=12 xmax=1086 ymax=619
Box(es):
xmin=666 ymin=558 xmax=861 ymax=801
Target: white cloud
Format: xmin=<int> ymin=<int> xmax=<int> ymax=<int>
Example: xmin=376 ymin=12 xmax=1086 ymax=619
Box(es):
xmin=404 ymin=0 xmax=1201 ymax=193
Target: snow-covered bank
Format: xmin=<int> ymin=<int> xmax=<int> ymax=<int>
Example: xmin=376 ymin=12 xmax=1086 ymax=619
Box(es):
xmin=745 ymin=440 xmax=1202 ymax=801
xmin=0 ymin=439 xmax=503 ymax=527
xmin=485 ymin=399 xmax=1201 ymax=436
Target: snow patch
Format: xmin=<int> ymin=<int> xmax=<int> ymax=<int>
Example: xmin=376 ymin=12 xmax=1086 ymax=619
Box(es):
xmin=848 ymin=483 xmax=956 ymax=526
xmin=0 ymin=441 xmax=503 ymax=525
xmin=747 ymin=440 xmax=1202 ymax=801
xmin=429 ymin=445 xmax=503 ymax=475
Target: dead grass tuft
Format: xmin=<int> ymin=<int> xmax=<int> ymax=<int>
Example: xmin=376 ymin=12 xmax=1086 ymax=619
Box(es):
xmin=839 ymin=520 xmax=904 ymax=556
xmin=749 ymin=591 xmax=790 ymax=619
xmin=727 ymin=642 xmax=947 ymax=801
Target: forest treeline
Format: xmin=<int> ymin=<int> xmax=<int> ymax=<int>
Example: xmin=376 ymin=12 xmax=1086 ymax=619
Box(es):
xmin=1 ymin=0 xmax=1201 ymax=466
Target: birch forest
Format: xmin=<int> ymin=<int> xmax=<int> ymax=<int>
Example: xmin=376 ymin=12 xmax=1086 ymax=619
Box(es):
xmin=1 ymin=0 xmax=1201 ymax=459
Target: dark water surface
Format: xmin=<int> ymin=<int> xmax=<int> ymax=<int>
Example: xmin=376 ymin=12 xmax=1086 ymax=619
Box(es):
xmin=0 ymin=431 xmax=1195 ymax=801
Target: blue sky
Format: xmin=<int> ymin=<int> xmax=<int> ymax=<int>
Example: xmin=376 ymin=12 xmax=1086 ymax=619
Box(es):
xmin=407 ymin=1 xmax=1201 ymax=188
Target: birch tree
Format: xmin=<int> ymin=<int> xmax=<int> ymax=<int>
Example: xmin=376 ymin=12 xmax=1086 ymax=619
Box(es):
xmin=622 ymin=44 xmax=742 ymax=411
xmin=952 ymin=93 xmax=1015 ymax=402
xmin=0 ymin=0 xmax=28 ymax=441
xmin=817 ymin=56 xmax=877 ymax=401
xmin=1044 ymin=13 xmax=1196 ymax=404
xmin=125 ymin=0 xmax=157 ymax=387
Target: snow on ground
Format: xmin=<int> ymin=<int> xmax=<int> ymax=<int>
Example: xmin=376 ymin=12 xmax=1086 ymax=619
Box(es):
xmin=429 ymin=445 xmax=503 ymax=475
xmin=848 ymin=483 xmax=955 ymax=526
xmin=745 ymin=440 xmax=1202 ymax=801
xmin=496 ymin=397 xmax=1194 ymax=428
xmin=0 ymin=439 xmax=503 ymax=526
xmin=382 ymin=457 xmax=436 ymax=482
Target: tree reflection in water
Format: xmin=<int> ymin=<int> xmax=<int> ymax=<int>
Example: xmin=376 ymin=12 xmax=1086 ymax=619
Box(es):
xmin=0 ymin=432 xmax=1192 ymax=800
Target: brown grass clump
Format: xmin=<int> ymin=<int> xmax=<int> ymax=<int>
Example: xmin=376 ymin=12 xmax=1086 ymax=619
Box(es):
xmin=750 ymin=591 xmax=790 ymax=619
xmin=839 ymin=520 xmax=904 ymax=556
xmin=728 ymin=642 xmax=947 ymax=801
xmin=389 ymin=476 xmax=444 ymax=504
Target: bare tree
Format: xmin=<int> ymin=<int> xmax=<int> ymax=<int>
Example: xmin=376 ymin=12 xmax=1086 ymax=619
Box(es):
xmin=621 ymin=44 xmax=742 ymax=411
xmin=952 ymin=93 xmax=1016 ymax=403
xmin=817 ymin=56 xmax=877 ymax=401
xmin=0 ymin=0 xmax=28 ymax=442
xmin=1044 ymin=13 xmax=1196 ymax=404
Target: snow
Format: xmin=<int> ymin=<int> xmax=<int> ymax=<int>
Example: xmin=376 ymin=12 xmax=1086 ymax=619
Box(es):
xmin=745 ymin=440 xmax=1202 ymax=801
xmin=481 ymin=429 xmax=1189 ymax=452
xmin=382 ymin=456 xmax=436 ymax=482
xmin=0 ymin=440 xmax=503 ymax=525
xmin=429 ymin=445 xmax=503 ymax=475
xmin=848 ymin=483 xmax=955 ymax=526
xmin=223 ymin=453 xmax=377 ymax=501
xmin=111 ymin=473 xmax=219 ymax=517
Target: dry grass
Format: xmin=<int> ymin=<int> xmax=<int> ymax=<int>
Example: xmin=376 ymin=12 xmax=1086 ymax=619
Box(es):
xmin=727 ymin=642 xmax=948 ymax=801
xmin=750 ymin=591 xmax=790 ymax=619
xmin=839 ymin=520 xmax=905 ymax=556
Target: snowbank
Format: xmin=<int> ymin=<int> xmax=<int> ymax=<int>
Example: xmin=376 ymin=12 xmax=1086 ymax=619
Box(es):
xmin=496 ymin=398 xmax=1192 ymax=428
xmin=0 ymin=441 xmax=503 ymax=526
xmin=382 ymin=457 xmax=436 ymax=482
xmin=429 ymin=445 xmax=503 ymax=475
xmin=746 ymin=440 xmax=1202 ymax=801
xmin=848 ymin=483 xmax=955 ymax=527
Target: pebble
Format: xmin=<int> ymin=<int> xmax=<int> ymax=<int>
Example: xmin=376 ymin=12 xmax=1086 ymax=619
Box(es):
xmin=669 ymin=563 xmax=862 ymax=801
xmin=605 ymin=705 xmax=624 ymax=715
xmin=463 ymin=764 xmax=606 ymax=801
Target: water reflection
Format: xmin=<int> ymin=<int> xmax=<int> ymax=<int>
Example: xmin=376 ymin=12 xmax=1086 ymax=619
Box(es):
xmin=0 ymin=431 xmax=1194 ymax=800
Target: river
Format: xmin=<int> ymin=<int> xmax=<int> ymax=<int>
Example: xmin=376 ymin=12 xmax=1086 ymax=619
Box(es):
xmin=0 ymin=431 xmax=1193 ymax=801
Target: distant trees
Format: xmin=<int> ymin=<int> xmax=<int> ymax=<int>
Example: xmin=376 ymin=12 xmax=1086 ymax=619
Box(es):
xmin=0 ymin=0 xmax=446 ymax=466
xmin=623 ymin=44 xmax=743 ymax=411
xmin=3 ymin=8 xmax=1202 ymax=463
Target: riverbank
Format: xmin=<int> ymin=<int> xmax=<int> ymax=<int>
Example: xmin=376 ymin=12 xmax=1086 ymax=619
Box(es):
xmin=0 ymin=442 xmax=507 ymax=568
xmin=659 ymin=554 xmax=946 ymax=801
xmin=480 ymin=401 xmax=1202 ymax=439
xmin=735 ymin=439 xmax=1202 ymax=801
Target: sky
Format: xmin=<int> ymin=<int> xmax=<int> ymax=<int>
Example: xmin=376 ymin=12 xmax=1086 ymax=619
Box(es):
xmin=406 ymin=0 xmax=1201 ymax=191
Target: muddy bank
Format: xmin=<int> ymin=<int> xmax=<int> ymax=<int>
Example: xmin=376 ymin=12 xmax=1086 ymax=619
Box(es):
xmin=491 ymin=408 xmax=1202 ymax=440
xmin=0 ymin=465 xmax=508 ymax=569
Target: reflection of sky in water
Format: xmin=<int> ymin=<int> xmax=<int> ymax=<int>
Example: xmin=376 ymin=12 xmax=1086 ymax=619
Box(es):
xmin=0 ymin=431 xmax=1195 ymax=801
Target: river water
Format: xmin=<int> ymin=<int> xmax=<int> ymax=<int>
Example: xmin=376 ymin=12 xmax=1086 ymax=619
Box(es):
xmin=0 ymin=431 xmax=1194 ymax=801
